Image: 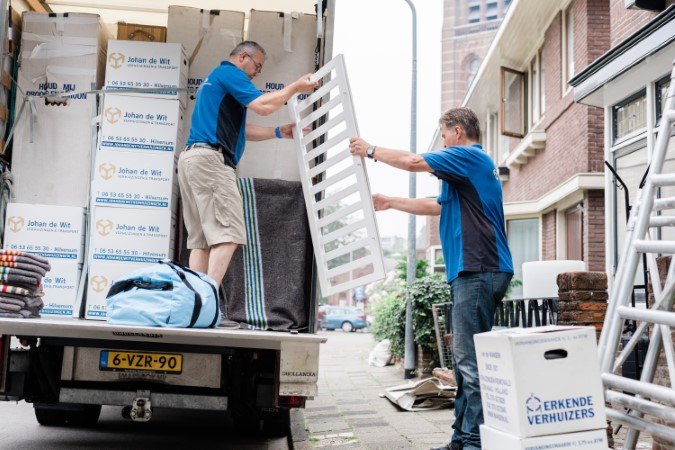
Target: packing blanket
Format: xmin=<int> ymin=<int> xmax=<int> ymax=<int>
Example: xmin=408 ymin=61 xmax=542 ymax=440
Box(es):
xmin=222 ymin=178 xmax=313 ymax=331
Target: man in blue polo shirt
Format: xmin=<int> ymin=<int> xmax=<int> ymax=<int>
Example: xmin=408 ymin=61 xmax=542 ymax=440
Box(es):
xmin=178 ymin=41 xmax=317 ymax=300
xmin=349 ymin=107 xmax=513 ymax=450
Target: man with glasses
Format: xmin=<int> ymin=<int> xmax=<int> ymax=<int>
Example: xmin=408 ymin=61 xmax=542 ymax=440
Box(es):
xmin=178 ymin=41 xmax=317 ymax=327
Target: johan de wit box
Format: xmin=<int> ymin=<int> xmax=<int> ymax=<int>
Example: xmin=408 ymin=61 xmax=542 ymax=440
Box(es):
xmin=474 ymin=325 xmax=606 ymax=438
xmin=85 ymin=260 xmax=146 ymax=320
xmin=41 ymin=260 xmax=81 ymax=319
xmin=104 ymin=40 xmax=187 ymax=106
xmin=3 ymin=203 xmax=85 ymax=262
xmin=480 ymin=425 xmax=608 ymax=450
xmin=90 ymin=207 xmax=175 ymax=265
xmin=92 ymin=149 xmax=177 ymax=210
xmin=97 ymin=94 xmax=184 ymax=157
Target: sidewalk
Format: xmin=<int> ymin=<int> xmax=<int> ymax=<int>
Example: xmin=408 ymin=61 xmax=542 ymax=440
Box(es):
xmin=292 ymin=331 xmax=454 ymax=450
xmin=291 ymin=330 xmax=655 ymax=450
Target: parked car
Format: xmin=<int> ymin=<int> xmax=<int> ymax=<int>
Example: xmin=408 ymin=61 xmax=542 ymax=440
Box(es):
xmin=319 ymin=306 xmax=368 ymax=332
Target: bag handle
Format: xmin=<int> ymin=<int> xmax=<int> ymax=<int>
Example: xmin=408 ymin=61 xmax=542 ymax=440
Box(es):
xmin=160 ymin=261 xmax=202 ymax=328
xmin=106 ymin=279 xmax=173 ymax=299
xmin=163 ymin=261 xmax=220 ymax=328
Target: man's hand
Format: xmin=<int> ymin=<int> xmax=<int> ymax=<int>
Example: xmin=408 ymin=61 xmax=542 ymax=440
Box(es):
xmin=349 ymin=137 xmax=371 ymax=158
xmin=293 ymin=73 xmax=318 ymax=94
xmin=372 ymin=194 xmax=391 ymax=211
xmin=280 ymin=123 xmax=311 ymax=139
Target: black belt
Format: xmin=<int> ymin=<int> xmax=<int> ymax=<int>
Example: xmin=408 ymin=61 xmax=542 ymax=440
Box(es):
xmin=187 ymin=143 xmax=236 ymax=169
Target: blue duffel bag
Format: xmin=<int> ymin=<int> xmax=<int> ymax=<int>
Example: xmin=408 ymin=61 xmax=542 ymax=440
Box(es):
xmin=106 ymin=260 xmax=220 ymax=328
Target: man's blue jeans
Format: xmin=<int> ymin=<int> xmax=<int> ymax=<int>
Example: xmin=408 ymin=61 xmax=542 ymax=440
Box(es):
xmin=449 ymin=271 xmax=512 ymax=450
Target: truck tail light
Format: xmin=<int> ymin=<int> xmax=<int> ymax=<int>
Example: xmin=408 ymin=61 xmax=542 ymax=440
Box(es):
xmin=279 ymin=395 xmax=306 ymax=408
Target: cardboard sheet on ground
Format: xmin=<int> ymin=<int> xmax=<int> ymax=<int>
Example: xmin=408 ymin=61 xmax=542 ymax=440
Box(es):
xmin=383 ymin=377 xmax=456 ymax=411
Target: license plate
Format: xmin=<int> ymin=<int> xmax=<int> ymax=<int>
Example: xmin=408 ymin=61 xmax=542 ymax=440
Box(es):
xmin=99 ymin=350 xmax=183 ymax=374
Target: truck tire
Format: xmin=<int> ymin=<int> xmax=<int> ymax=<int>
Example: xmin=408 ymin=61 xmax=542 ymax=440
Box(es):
xmin=34 ymin=404 xmax=101 ymax=427
xmin=341 ymin=321 xmax=353 ymax=332
xmin=262 ymin=409 xmax=290 ymax=437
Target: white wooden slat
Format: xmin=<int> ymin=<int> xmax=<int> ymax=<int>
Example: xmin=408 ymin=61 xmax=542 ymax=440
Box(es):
xmin=313 ymin=184 xmax=360 ymax=212
xmin=324 ymin=237 xmax=374 ymax=262
xmin=327 ymin=255 xmax=374 ymax=279
xmin=288 ymin=54 xmax=385 ymax=297
xmin=320 ymin=220 xmax=368 ymax=247
xmin=295 ymin=76 xmax=340 ymax=113
xmin=317 ymin=202 xmax=361 ymax=228
xmin=303 ymin=130 xmax=351 ymax=163
xmin=301 ymin=112 xmax=346 ymax=146
xmin=299 ymin=95 xmax=342 ymax=129
xmin=308 ymin=149 xmax=351 ymax=178
xmin=311 ymin=166 xmax=357 ymax=195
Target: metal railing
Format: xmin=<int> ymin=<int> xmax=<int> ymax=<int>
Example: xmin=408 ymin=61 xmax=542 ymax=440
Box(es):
xmin=493 ymin=297 xmax=558 ymax=328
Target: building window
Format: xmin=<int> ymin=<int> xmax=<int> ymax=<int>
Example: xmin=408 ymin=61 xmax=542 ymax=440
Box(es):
xmin=612 ymin=90 xmax=647 ymax=143
xmin=565 ymin=206 xmax=583 ymax=261
xmin=562 ymin=6 xmax=574 ymax=89
xmin=467 ymin=58 xmax=480 ymax=88
xmin=468 ymin=4 xmax=481 ymax=24
xmin=500 ymin=66 xmax=526 ymax=138
xmin=428 ymin=246 xmax=445 ymax=275
xmin=487 ymin=111 xmax=499 ymax=161
xmin=528 ymin=49 xmax=544 ymax=127
xmin=540 ymin=49 xmax=546 ymax=115
xmin=656 ymin=75 xmax=671 ymax=124
xmin=507 ymin=218 xmax=540 ymax=298
xmin=486 ymin=1 xmax=498 ymax=20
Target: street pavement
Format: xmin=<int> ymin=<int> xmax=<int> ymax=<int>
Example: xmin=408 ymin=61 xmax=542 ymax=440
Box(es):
xmin=292 ymin=330 xmax=454 ymax=450
xmin=0 ymin=400 xmax=288 ymax=449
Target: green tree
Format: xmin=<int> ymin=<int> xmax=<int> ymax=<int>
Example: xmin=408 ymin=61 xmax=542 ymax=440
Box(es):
xmin=396 ymin=256 xmax=429 ymax=281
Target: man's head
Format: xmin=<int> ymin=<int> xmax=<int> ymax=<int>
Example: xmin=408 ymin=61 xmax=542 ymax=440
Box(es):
xmin=439 ymin=107 xmax=480 ymax=147
xmin=230 ymin=41 xmax=267 ymax=80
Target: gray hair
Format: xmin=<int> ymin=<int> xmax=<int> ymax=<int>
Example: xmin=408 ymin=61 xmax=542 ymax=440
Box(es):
xmin=440 ymin=107 xmax=481 ymax=141
xmin=230 ymin=41 xmax=267 ymax=58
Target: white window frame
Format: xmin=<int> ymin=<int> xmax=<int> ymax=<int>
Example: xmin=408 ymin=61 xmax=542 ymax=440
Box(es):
xmin=506 ymin=216 xmax=543 ymax=295
xmin=528 ymin=49 xmax=545 ymax=128
xmin=561 ymin=6 xmax=574 ymax=94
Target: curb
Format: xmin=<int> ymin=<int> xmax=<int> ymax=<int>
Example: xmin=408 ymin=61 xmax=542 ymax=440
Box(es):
xmin=289 ymin=408 xmax=311 ymax=449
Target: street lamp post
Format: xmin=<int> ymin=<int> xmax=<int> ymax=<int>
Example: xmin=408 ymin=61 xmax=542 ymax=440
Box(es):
xmin=402 ymin=0 xmax=417 ymax=380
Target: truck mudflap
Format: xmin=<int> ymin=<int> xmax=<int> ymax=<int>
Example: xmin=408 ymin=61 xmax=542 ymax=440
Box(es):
xmin=279 ymin=341 xmax=320 ymax=397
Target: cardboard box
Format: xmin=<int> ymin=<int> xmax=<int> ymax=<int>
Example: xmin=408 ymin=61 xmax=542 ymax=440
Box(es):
xmin=90 ymin=207 xmax=175 ymax=265
xmin=92 ymin=149 xmax=177 ymax=210
xmin=166 ymin=6 xmax=244 ymax=127
xmin=41 ymin=260 xmax=81 ymax=318
xmin=117 ymin=22 xmax=166 ymax=42
xmin=20 ymin=12 xmax=108 ymax=89
xmin=237 ymin=10 xmax=318 ymax=181
xmin=474 ymin=326 xmax=606 ymax=437
xmin=98 ymin=94 xmax=184 ymax=156
xmin=480 ymin=425 xmax=608 ymax=450
xmin=104 ymin=40 xmax=188 ymax=106
xmin=3 ymin=203 xmax=85 ymax=262
xmin=85 ymin=260 xmax=146 ymax=320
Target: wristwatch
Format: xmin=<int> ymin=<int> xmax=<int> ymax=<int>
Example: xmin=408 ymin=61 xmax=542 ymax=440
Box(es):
xmin=366 ymin=145 xmax=376 ymax=159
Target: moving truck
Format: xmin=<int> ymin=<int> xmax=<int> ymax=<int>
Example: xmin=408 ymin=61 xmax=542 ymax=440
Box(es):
xmin=0 ymin=0 xmax=338 ymax=436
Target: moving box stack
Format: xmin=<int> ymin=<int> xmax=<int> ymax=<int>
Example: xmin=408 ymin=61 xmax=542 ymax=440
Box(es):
xmin=475 ymin=326 xmax=609 ymax=450
xmin=2 ymin=13 xmax=106 ymax=318
xmin=84 ymin=39 xmax=187 ymax=320
xmin=166 ymin=6 xmax=244 ymax=133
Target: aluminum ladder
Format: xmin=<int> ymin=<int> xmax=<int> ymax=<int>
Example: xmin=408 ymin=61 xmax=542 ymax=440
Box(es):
xmin=598 ymin=61 xmax=675 ymax=448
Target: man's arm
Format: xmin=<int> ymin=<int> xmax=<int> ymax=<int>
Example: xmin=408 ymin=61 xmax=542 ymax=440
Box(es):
xmin=373 ymin=194 xmax=440 ymax=216
xmin=349 ymin=138 xmax=433 ymax=173
xmin=247 ymin=74 xmax=317 ymax=116
xmin=245 ymin=124 xmax=308 ymax=141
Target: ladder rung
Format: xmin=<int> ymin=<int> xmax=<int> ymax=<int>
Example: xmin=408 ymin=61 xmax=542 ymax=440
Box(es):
xmin=649 ymin=215 xmax=675 ymax=227
xmin=299 ymin=95 xmax=342 ymax=129
xmin=301 ymin=112 xmax=346 ymax=146
xmin=324 ymin=237 xmax=374 ymax=262
xmin=605 ymin=409 xmax=675 ymax=445
xmin=634 ymin=239 xmax=675 ymax=254
xmin=603 ymin=373 xmax=675 ymax=405
xmin=649 ymin=173 xmax=675 ymax=187
xmin=605 ymin=390 xmax=675 ymax=423
xmin=304 ymin=129 xmax=350 ymax=162
xmin=317 ymin=202 xmax=361 ymax=228
xmin=308 ymin=149 xmax=351 ymax=178
xmin=295 ymin=76 xmax=340 ymax=113
xmin=653 ymin=196 xmax=675 ymax=211
xmin=617 ymin=305 xmax=675 ymax=328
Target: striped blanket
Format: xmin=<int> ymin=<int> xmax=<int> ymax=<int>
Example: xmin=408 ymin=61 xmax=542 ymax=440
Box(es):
xmin=221 ymin=178 xmax=312 ymax=331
